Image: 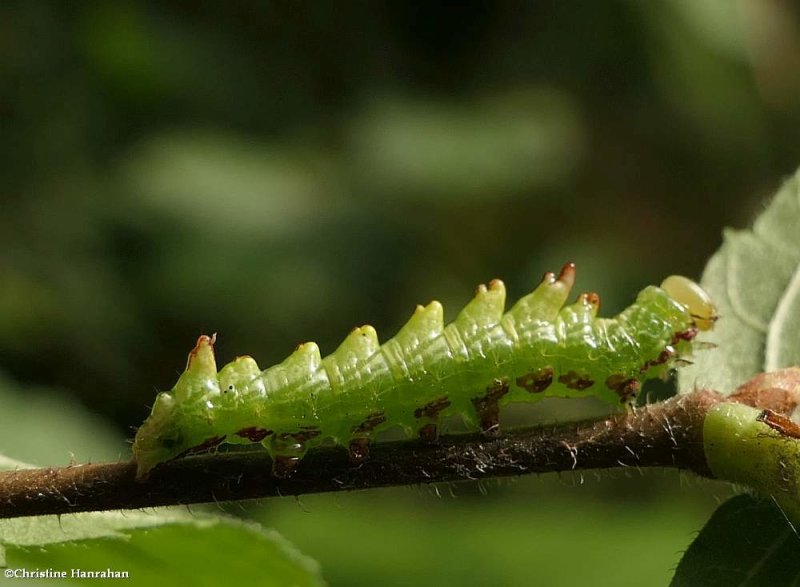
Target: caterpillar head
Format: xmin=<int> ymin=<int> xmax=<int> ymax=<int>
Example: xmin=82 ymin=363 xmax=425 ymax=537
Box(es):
xmin=133 ymin=335 xmax=224 ymax=479
xmin=660 ymin=275 xmax=717 ymax=331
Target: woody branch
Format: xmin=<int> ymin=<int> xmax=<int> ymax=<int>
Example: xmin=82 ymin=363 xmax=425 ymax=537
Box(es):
xmin=0 ymin=390 xmax=720 ymax=519
xmin=1 ymin=369 xmax=798 ymax=520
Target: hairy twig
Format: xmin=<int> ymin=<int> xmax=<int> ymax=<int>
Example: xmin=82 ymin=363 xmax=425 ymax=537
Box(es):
xmin=0 ymin=390 xmax=725 ymax=519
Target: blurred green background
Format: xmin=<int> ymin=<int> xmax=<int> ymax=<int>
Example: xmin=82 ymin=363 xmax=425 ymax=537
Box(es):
xmin=2 ymin=1 xmax=799 ymax=584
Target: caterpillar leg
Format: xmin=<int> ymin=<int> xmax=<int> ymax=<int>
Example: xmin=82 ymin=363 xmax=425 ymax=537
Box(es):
xmin=418 ymin=423 xmax=439 ymax=442
xmin=471 ymin=378 xmax=510 ymax=436
xmin=268 ymin=428 xmax=320 ymax=478
xmin=348 ymin=438 xmax=371 ymax=463
xmin=347 ymin=411 xmax=387 ymax=463
xmin=603 ymin=375 xmax=641 ymax=409
xmin=272 ymin=455 xmax=301 ymax=478
xmin=413 ymin=395 xmax=452 ymax=442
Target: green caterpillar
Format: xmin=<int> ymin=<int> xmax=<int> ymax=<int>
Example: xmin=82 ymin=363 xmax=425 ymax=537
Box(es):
xmin=133 ymin=264 xmax=716 ymax=479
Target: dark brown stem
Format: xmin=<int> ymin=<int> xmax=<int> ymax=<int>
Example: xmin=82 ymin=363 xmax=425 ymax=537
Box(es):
xmin=0 ymin=390 xmax=724 ymax=519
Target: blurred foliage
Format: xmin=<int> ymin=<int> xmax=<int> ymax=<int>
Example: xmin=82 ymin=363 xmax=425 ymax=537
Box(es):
xmin=3 ymin=0 xmax=800 ymax=583
xmin=5 ymin=0 xmax=800 ymax=421
xmin=0 ymin=374 xmax=125 ymax=467
xmin=254 ymin=476 xmax=729 ymax=587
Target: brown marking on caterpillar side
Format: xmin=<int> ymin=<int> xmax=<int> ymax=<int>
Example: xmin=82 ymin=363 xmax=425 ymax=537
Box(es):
xmin=352 ymin=411 xmax=387 ymax=433
xmin=272 ymin=455 xmax=300 ymax=479
xmin=605 ymin=374 xmax=641 ymax=403
xmin=671 ymin=328 xmax=698 ymax=344
xmin=174 ymin=434 xmax=226 ymax=459
xmin=235 ymin=427 xmax=273 ymax=442
xmin=471 ymin=378 xmax=510 ymax=435
xmin=640 ymin=346 xmax=676 ymax=373
xmin=516 ymin=367 xmax=554 ymax=393
xmin=414 ymin=396 xmax=451 ymax=419
xmin=756 ymin=409 xmax=800 ymax=439
xmin=558 ymin=370 xmax=595 ymax=391
xmin=418 ymin=423 xmax=439 ymax=442
xmin=348 ymin=437 xmax=371 ymax=463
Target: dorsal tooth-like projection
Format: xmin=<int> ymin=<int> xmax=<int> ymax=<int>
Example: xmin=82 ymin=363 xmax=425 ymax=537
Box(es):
xmin=218 ymin=356 xmax=262 ymax=397
xmin=323 ymin=325 xmax=381 ymax=392
xmin=132 ymin=263 xmax=717 ymax=480
xmin=381 ymin=301 xmax=444 ymax=384
xmin=264 ymin=342 xmax=322 ymax=392
xmin=446 ymin=279 xmax=507 ymax=364
xmin=173 ymin=335 xmax=220 ymax=402
xmin=561 ymin=292 xmax=602 ymax=345
xmin=506 ymin=264 xmax=575 ymax=335
xmin=394 ymin=302 xmax=445 ymax=349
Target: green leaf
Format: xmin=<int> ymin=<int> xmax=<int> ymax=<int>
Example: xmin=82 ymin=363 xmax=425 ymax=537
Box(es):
xmin=671 ymin=494 xmax=800 ymax=586
xmin=678 ymin=170 xmax=800 ymax=394
xmin=1 ymin=511 xmax=325 ymax=586
xmin=0 ymin=373 xmax=126 ymax=467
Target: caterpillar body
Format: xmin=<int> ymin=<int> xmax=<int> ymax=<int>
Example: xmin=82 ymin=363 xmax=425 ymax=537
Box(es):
xmin=133 ymin=264 xmax=717 ymax=479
